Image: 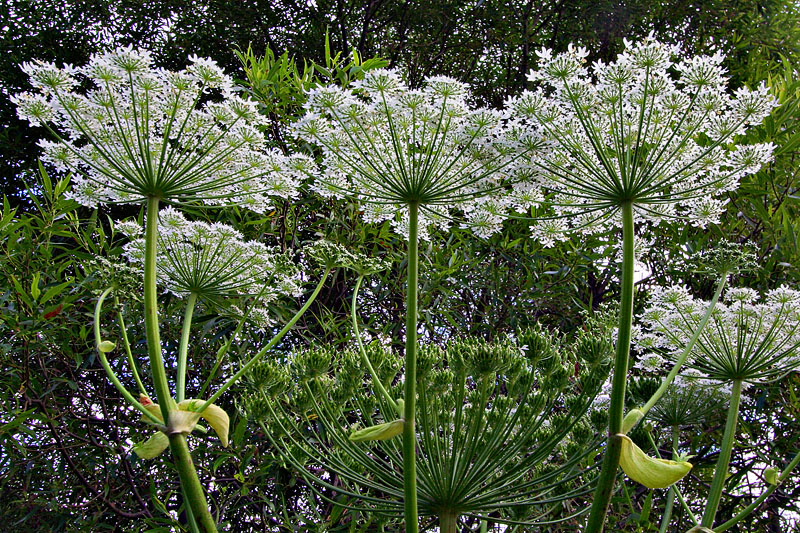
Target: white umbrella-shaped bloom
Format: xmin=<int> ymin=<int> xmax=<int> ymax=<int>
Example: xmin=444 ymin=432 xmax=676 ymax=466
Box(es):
xmin=293 ymin=69 xmax=532 ymax=239
xmin=14 ymin=47 xmax=309 ymax=211
xmin=637 ymin=285 xmax=800 ymax=384
xmin=120 ymin=208 xmax=302 ymax=324
xmin=506 ymin=37 xmax=777 ymax=242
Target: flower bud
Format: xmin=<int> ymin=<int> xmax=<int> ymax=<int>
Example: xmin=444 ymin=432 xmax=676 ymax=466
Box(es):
xmin=349 ymin=419 xmax=405 ymax=442
xmin=98 ymin=340 xmax=116 ymax=353
xmin=764 ymin=466 xmax=779 ymax=485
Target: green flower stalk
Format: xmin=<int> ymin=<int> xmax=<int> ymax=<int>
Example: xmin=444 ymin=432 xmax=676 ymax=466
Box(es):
xmin=242 ymin=327 xmax=612 ymax=530
xmin=293 ymin=68 xmax=529 ymax=531
xmin=507 ymin=37 xmax=777 ymax=531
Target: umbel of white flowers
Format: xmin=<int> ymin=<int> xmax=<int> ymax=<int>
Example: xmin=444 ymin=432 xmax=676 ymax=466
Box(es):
xmin=293 ymin=68 xmax=535 ymax=239
xmin=636 ymin=285 xmax=800 ymax=384
xmin=117 ymin=207 xmax=303 ymax=327
xmin=14 ymin=46 xmax=311 ymax=210
xmin=506 ymin=36 xmax=777 ymax=246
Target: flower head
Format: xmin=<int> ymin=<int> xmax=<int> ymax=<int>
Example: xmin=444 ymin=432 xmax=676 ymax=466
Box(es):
xmin=637 ymin=285 xmax=800 ymax=383
xmin=120 ymin=208 xmax=301 ymax=326
xmin=293 ymin=69 xmax=528 ymax=239
xmin=16 ymin=48 xmax=303 ymax=211
xmin=507 ymin=37 xmax=777 ymax=238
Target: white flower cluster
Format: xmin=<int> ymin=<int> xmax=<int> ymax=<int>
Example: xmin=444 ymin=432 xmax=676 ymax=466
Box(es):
xmin=14 ymin=47 xmax=309 ymax=211
xmin=506 ymin=37 xmax=777 ymax=245
xmin=120 ymin=208 xmax=302 ymax=325
xmin=635 ymin=284 xmax=800 ymax=383
xmin=293 ymin=69 xmax=533 ymax=239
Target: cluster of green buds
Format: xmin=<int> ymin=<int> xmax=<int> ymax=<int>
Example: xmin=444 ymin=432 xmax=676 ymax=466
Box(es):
xmin=240 ymin=326 xmax=611 ymax=529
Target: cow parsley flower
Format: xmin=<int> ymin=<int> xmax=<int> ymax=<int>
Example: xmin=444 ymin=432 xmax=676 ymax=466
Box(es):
xmin=507 ymin=36 xmax=777 ymax=234
xmin=120 ymin=207 xmax=302 ymax=325
xmin=15 ymin=47 xmax=304 ymax=211
xmin=638 ymin=285 xmax=800 ymax=383
xmin=293 ymin=68 xmax=529 ymax=239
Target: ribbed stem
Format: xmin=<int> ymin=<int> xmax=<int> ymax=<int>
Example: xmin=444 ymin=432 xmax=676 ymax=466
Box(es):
xmin=144 ymin=197 xmax=216 ymax=532
xmin=585 ymin=200 xmax=635 ymax=532
xmin=403 ymin=201 xmax=420 ymax=532
xmin=702 ymin=378 xmax=742 ymax=528
xmin=168 ymin=433 xmax=217 ymax=532
xmin=177 ymin=292 xmax=198 ymax=402
xmin=144 ymin=196 xmax=173 ymax=420
xmin=440 ymin=510 xmax=458 ymax=533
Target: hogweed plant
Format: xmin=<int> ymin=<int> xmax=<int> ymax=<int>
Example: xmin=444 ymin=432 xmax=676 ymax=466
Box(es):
xmin=636 ymin=284 xmax=800 ymax=530
xmin=242 ymin=327 xmax=612 ymax=531
xmin=15 ymin=48 xmax=329 ymax=532
xmin=293 ymin=68 xmax=530 ymax=530
xmin=506 ymin=37 xmax=777 ymax=530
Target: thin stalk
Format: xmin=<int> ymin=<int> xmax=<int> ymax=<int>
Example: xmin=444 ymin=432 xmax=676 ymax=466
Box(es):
xmin=440 ymin=510 xmax=458 ymax=533
xmin=93 ymin=287 xmax=162 ymax=425
xmin=183 ymin=485 xmax=201 ymax=533
xmin=702 ymin=379 xmax=743 ymax=528
xmin=403 ymin=201 xmax=420 ymax=533
xmin=640 ymin=276 xmax=727 ymax=418
xmin=674 ymin=485 xmax=698 ymax=527
xmin=351 ymin=275 xmax=398 ymax=412
xmin=199 ymin=267 xmax=331 ymax=411
xmin=714 ymin=447 xmax=800 ymax=532
xmin=168 ymin=433 xmax=217 ymax=532
xmin=114 ymin=296 xmax=147 ymax=395
xmin=658 ymin=426 xmax=680 ymax=533
xmin=585 ymin=200 xmax=635 ymax=533
xmin=177 ymin=292 xmax=199 ymax=402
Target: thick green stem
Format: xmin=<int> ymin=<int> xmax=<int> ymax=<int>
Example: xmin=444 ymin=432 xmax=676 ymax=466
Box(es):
xmin=658 ymin=426 xmax=680 ymax=533
xmin=144 ymin=197 xmax=215 ymax=532
xmin=702 ymin=379 xmax=743 ymax=528
xmin=177 ymin=292 xmax=198 ymax=402
xmin=440 ymin=510 xmax=458 ymax=533
xmin=168 ymin=433 xmax=217 ymax=532
xmin=144 ymin=196 xmax=174 ymax=420
xmin=403 ymin=201 xmax=420 ymax=533
xmin=585 ymin=200 xmax=635 ymax=533
xmin=714 ymin=447 xmax=800 ymax=532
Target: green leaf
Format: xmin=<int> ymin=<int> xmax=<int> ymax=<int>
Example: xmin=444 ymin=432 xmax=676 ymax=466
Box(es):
xmin=30 ymin=272 xmax=41 ymax=301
